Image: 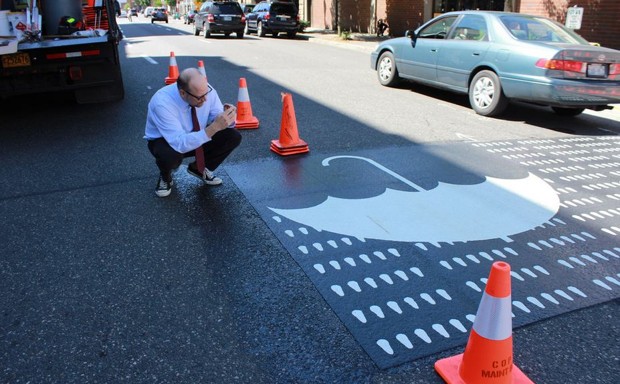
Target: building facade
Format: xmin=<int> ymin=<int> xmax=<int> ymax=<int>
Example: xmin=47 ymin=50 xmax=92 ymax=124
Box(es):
xmin=305 ymin=0 xmax=620 ymax=50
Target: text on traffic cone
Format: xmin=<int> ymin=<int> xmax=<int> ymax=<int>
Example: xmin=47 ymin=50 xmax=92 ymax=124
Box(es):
xmin=164 ymin=51 xmax=179 ymax=85
xmin=235 ymin=77 xmax=259 ymax=129
xmin=434 ymin=261 xmax=534 ymax=384
xmin=270 ymin=93 xmax=309 ymax=156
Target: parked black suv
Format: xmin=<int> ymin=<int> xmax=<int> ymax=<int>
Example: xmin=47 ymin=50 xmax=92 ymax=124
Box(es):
xmin=245 ymin=1 xmax=299 ymax=38
xmin=194 ymin=1 xmax=246 ymax=38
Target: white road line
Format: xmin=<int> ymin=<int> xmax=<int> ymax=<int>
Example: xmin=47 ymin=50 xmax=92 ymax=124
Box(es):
xmin=141 ymin=55 xmax=158 ymax=64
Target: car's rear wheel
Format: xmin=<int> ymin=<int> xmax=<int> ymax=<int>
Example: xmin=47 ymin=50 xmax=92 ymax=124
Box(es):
xmin=551 ymin=107 xmax=585 ymax=116
xmin=287 ymin=31 xmax=297 ymax=39
xmin=469 ymin=70 xmax=508 ymax=117
xmin=224 ymin=33 xmax=230 ymax=37
xmin=377 ymin=51 xmax=400 ymax=87
xmin=237 ymin=30 xmax=244 ymax=39
xmin=205 ymin=27 xmax=211 ymax=38
xmin=258 ymin=21 xmax=266 ymax=37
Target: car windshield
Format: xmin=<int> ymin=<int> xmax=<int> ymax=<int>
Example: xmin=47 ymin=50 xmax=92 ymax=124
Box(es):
xmin=500 ymin=15 xmax=589 ymax=44
xmin=271 ymin=4 xmax=296 ymax=15
xmin=213 ymin=4 xmax=241 ymax=14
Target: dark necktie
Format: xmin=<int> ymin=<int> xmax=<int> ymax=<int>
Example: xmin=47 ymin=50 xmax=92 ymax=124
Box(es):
xmin=191 ymin=106 xmax=205 ymax=174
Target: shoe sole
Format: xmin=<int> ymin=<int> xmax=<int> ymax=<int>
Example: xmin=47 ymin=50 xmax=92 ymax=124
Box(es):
xmin=155 ymin=189 xmax=171 ymax=197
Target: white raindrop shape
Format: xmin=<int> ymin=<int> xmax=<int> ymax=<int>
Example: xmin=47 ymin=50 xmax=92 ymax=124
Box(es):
xmin=348 ymin=281 xmax=361 ymax=292
xmin=341 ymin=237 xmax=352 ymax=245
xmin=379 ymin=274 xmax=394 ymax=285
xmin=436 ymin=289 xmax=452 ymax=300
xmin=298 ymin=246 xmax=308 ymax=254
xmin=374 ymin=251 xmax=387 ymax=260
xmin=352 ymin=310 xmax=367 ymax=323
xmin=396 ymin=334 xmax=413 ymax=349
xmin=388 ymin=248 xmax=401 ymax=257
xmin=394 ymin=270 xmax=409 ymax=281
xmin=377 ymin=339 xmax=393 ymax=355
xmin=285 ymin=229 xmax=294 ymax=237
xmin=513 ymin=301 xmax=530 ymax=313
xmin=359 ymin=254 xmax=372 ymax=264
xmin=415 ymin=329 xmax=432 ymax=344
xmin=527 ymin=296 xmax=546 ymax=308
xmin=570 ymin=256 xmax=586 ymax=266
xmin=533 ymin=265 xmax=550 ymax=275
xmin=554 ymin=289 xmax=573 ymax=301
xmin=433 ymin=324 xmax=450 ymax=338
xmin=449 ymin=319 xmax=468 ymax=333
xmin=440 ymin=261 xmax=452 ymax=270
xmin=568 ymin=286 xmax=587 ymax=297
xmin=466 ymin=281 xmax=482 ymax=292
xmin=410 ymin=267 xmax=424 ymax=277
xmin=313 ymin=243 xmax=324 ymax=251
xmin=370 ymin=305 xmax=385 ymax=318
xmin=273 ymin=216 xmax=282 ymax=223
xmin=364 ymin=278 xmax=378 ymax=288
xmin=327 ymin=240 xmax=338 ymax=248
xmin=299 ymin=227 xmax=309 ymax=234
xmin=511 ymin=271 xmax=524 ymax=281
xmin=404 ymin=297 xmax=419 ymax=309
xmin=313 ymin=264 xmax=325 ymax=274
xmin=541 ymin=293 xmax=559 ymax=305
xmin=420 ymin=293 xmax=436 ymax=305
xmin=593 ymin=279 xmax=612 ymax=290
xmin=558 ymin=259 xmax=573 ymax=268
xmin=453 ymin=257 xmax=467 ymax=266
xmin=329 ymin=260 xmax=341 ymax=270
xmin=466 ymin=254 xmax=480 ymax=263
xmin=331 ymin=285 xmax=344 ymax=297
xmin=605 ymin=276 xmax=620 ymax=286
xmin=387 ymin=301 xmax=403 ymax=314
xmin=344 ymin=257 xmax=356 ymax=266
xmin=466 ymin=314 xmax=476 ymax=323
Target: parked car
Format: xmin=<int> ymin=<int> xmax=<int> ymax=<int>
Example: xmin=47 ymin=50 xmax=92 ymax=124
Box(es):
xmin=245 ymin=1 xmax=299 ymax=39
xmin=184 ymin=10 xmax=198 ymax=24
xmin=242 ymin=4 xmax=255 ymax=15
xmin=129 ymin=8 xmax=138 ymax=17
xmin=194 ymin=1 xmax=245 ymax=39
xmin=151 ymin=8 xmax=168 ymax=23
xmin=143 ymin=6 xmax=155 ymax=17
xmin=370 ymin=11 xmax=620 ymax=117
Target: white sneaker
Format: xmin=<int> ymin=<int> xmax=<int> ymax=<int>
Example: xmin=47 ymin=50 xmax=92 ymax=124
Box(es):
xmin=155 ymin=176 xmax=173 ymax=197
xmin=187 ymin=164 xmax=222 ymax=185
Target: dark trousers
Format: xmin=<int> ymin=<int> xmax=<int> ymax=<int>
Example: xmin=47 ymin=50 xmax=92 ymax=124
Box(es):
xmin=148 ymin=128 xmax=242 ymax=182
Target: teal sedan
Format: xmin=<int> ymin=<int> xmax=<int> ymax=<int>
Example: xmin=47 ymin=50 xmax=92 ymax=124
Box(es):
xmin=371 ymin=11 xmax=620 ymax=117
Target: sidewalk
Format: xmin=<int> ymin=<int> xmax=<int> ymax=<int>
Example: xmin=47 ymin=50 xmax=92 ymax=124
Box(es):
xmin=300 ymin=28 xmax=389 ymax=53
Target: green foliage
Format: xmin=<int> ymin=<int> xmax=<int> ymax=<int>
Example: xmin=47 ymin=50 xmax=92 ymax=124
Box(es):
xmin=339 ymin=30 xmax=351 ymax=40
xmin=298 ymin=20 xmax=310 ymax=32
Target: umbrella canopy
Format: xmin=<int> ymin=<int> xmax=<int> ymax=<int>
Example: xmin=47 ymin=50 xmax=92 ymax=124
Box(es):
xmin=269 ymin=156 xmax=560 ymax=243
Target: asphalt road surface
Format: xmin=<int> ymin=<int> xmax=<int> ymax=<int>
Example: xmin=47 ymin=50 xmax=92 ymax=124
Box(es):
xmin=1 ymin=18 xmax=619 ymax=383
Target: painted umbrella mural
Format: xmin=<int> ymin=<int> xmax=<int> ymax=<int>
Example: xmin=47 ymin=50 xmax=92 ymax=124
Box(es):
xmin=269 ymin=156 xmax=561 ymax=243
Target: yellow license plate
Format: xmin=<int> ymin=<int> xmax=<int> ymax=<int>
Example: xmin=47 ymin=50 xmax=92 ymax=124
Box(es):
xmin=2 ymin=52 xmax=31 ymax=68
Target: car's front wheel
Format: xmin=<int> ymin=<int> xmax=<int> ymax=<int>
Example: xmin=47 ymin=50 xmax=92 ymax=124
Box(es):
xmin=377 ymin=51 xmax=400 ymax=87
xmin=205 ymin=27 xmax=211 ymax=38
xmin=551 ymin=107 xmax=585 ymax=116
xmin=258 ymin=21 xmax=266 ymax=37
xmin=469 ymin=70 xmax=508 ymax=117
xmin=244 ymin=23 xmax=250 ymax=35
xmin=193 ymin=23 xmax=199 ymax=36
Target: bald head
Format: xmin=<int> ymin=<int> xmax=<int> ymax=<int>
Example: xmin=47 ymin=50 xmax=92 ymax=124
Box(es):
xmin=177 ymin=67 xmax=209 ymax=106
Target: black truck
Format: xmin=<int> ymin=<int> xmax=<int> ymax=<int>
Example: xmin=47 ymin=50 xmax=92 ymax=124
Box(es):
xmin=0 ymin=0 xmax=124 ymax=103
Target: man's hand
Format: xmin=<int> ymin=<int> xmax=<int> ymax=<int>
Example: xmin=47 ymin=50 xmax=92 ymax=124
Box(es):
xmin=205 ymin=105 xmax=237 ymax=138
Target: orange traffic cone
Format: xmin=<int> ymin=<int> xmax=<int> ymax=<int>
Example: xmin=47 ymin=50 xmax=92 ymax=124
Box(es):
xmin=434 ymin=261 xmax=534 ymax=384
xmin=197 ymin=60 xmax=206 ymax=78
xmin=235 ymin=78 xmax=259 ymax=129
xmin=164 ymin=51 xmax=179 ymax=85
xmin=270 ymin=93 xmax=309 ymax=156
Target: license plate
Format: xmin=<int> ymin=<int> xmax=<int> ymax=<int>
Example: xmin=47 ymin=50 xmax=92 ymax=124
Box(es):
xmin=1 ymin=52 xmax=30 ymax=68
xmin=223 ymin=16 xmax=231 ymax=21
xmin=586 ymin=63 xmax=607 ymax=78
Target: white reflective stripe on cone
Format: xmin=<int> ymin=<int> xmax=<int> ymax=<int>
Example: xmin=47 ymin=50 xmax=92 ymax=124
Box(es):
xmin=472 ymin=293 xmax=513 ymax=341
xmin=237 ymin=87 xmax=250 ymax=102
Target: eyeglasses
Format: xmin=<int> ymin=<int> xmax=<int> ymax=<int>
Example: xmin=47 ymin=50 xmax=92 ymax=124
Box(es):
xmin=184 ymin=85 xmax=211 ymax=101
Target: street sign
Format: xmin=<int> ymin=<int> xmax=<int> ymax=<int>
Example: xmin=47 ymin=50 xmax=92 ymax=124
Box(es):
xmin=565 ymin=6 xmax=584 ymax=30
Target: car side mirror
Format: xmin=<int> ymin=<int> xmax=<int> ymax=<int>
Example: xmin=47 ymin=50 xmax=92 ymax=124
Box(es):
xmin=405 ymin=29 xmax=417 ymax=47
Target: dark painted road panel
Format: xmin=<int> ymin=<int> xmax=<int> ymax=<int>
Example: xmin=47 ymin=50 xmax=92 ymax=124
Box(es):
xmin=227 ymin=137 xmax=620 ymax=368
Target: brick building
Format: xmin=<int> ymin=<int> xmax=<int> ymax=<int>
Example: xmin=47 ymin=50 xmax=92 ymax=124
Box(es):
xmin=304 ymin=0 xmax=620 ymax=50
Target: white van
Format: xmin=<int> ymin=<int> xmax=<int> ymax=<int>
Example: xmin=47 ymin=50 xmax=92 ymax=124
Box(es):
xmin=144 ymin=6 xmax=155 ymax=17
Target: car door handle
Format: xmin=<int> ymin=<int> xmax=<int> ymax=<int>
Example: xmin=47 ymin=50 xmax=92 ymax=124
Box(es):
xmin=472 ymin=52 xmax=481 ymax=56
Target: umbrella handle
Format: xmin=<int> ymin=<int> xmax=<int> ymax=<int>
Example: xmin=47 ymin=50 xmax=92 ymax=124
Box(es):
xmin=322 ymin=155 xmax=425 ymax=192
